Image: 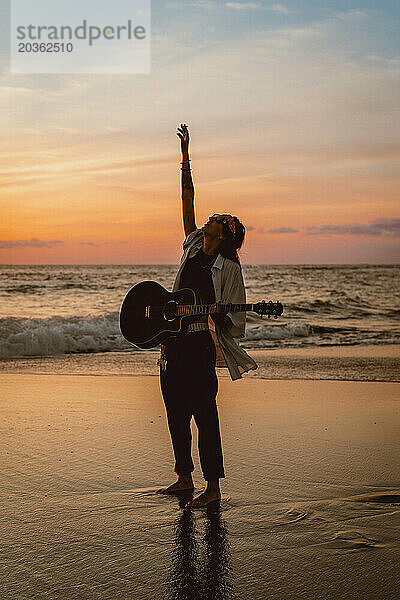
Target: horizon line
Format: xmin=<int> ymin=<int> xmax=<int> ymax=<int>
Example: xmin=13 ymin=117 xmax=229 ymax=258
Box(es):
xmin=1 ymin=262 xmax=399 ymax=267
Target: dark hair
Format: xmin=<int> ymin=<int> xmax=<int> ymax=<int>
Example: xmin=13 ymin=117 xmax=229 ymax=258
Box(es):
xmin=218 ymin=216 xmax=245 ymax=263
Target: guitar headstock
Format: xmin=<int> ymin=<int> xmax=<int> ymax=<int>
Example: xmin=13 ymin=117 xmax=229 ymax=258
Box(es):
xmin=254 ymin=300 xmax=284 ymax=319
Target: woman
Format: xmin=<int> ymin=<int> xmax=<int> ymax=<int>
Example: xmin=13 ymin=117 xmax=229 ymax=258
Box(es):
xmin=157 ymin=123 xmax=257 ymax=508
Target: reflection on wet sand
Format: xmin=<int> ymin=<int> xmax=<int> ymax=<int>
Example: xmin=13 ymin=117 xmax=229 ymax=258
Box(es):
xmin=166 ymin=493 xmax=234 ymax=600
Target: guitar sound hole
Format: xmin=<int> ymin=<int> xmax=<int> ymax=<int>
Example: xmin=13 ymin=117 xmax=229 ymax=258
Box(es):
xmin=163 ymin=300 xmax=177 ymax=321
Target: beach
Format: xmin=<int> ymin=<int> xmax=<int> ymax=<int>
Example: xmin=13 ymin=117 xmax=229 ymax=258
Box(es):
xmin=1 ymin=343 xmax=399 ymax=381
xmin=1 ymin=365 xmax=399 ymax=599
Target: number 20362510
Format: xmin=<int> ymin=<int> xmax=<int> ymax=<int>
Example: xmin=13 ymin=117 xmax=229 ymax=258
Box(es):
xmin=18 ymin=42 xmax=73 ymax=52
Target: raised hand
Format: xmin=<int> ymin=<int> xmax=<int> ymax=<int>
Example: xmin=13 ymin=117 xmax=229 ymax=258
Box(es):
xmin=177 ymin=123 xmax=190 ymax=157
xmin=177 ymin=122 xmax=195 ymax=236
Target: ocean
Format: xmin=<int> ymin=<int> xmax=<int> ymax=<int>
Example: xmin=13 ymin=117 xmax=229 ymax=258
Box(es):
xmin=1 ymin=264 xmax=399 ymax=361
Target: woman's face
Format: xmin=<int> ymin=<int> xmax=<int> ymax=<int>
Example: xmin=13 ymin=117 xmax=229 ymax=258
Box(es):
xmin=201 ymin=216 xmax=224 ymax=239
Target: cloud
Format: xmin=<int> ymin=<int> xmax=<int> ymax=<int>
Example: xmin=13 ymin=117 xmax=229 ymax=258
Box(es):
xmin=248 ymin=219 xmax=400 ymax=238
xmin=167 ymin=0 xmax=217 ymax=8
xmin=246 ymin=226 xmax=299 ymax=234
xmin=306 ymin=218 xmax=400 ymax=237
xmin=79 ymin=240 xmax=128 ymax=246
xmin=0 ymin=238 xmax=64 ymax=249
xmin=337 ymin=9 xmax=369 ymax=21
xmin=168 ymin=1 xmax=282 ymax=11
xmin=165 ymin=1 xmax=185 ymax=7
xmin=268 ymin=227 xmax=299 ymax=233
xmin=225 ymin=2 xmax=260 ymax=9
xmin=245 ymin=225 xmax=267 ymax=233
xmin=270 ymin=4 xmax=289 ymax=15
xmin=225 ymin=2 xmax=288 ymax=11
xmin=0 ymin=238 xmax=129 ymax=249
xmin=0 ymin=153 xmax=176 ymax=192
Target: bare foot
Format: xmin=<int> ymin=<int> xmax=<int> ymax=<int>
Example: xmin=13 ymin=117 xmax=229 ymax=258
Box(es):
xmin=156 ymin=478 xmax=194 ymax=495
xmin=185 ymin=488 xmax=221 ymax=508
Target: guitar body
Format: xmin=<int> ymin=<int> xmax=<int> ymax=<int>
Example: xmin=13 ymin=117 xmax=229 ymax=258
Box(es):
xmin=119 ymin=281 xmax=196 ymax=349
xmin=120 ymin=280 xmax=283 ymax=350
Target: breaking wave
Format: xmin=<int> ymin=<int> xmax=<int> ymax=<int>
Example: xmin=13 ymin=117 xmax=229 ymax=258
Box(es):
xmin=0 ymin=312 xmax=131 ymax=359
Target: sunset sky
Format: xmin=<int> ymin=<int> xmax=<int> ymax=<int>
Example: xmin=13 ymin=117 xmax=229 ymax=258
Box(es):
xmin=0 ymin=0 xmax=399 ymax=264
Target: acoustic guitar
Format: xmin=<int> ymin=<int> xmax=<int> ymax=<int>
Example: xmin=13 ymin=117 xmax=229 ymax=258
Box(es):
xmin=119 ymin=281 xmax=283 ymax=349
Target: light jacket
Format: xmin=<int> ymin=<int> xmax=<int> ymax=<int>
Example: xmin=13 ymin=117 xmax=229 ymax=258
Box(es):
xmin=172 ymin=228 xmax=258 ymax=381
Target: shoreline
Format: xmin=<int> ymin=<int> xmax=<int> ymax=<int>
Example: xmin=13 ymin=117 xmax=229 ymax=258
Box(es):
xmin=1 ymin=344 xmax=399 ymax=382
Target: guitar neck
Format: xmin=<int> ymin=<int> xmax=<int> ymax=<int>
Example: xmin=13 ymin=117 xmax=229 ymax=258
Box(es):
xmin=175 ymin=303 xmax=254 ymax=317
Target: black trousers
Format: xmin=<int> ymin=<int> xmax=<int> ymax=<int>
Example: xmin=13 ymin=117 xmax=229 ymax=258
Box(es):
xmin=160 ymin=331 xmax=225 ymax=481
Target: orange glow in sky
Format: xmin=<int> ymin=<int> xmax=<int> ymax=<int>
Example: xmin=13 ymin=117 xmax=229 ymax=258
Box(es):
xmin=1 ymin=5 xmax=399 ymax=263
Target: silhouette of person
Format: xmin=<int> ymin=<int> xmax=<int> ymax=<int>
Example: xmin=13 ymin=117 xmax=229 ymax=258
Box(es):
xmin=157 ymin=124 xmax=257 ymax=508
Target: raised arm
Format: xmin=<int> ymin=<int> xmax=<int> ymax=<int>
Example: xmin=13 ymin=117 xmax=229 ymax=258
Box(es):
xmin=177 ymin=123 xmax=196 ymax=237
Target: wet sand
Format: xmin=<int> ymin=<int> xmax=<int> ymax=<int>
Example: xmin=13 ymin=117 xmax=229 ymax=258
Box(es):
xmin=0 ymin=375 xmax=399 ymax=599
xmin=1 ymin=343 xmax=399 ymax=381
